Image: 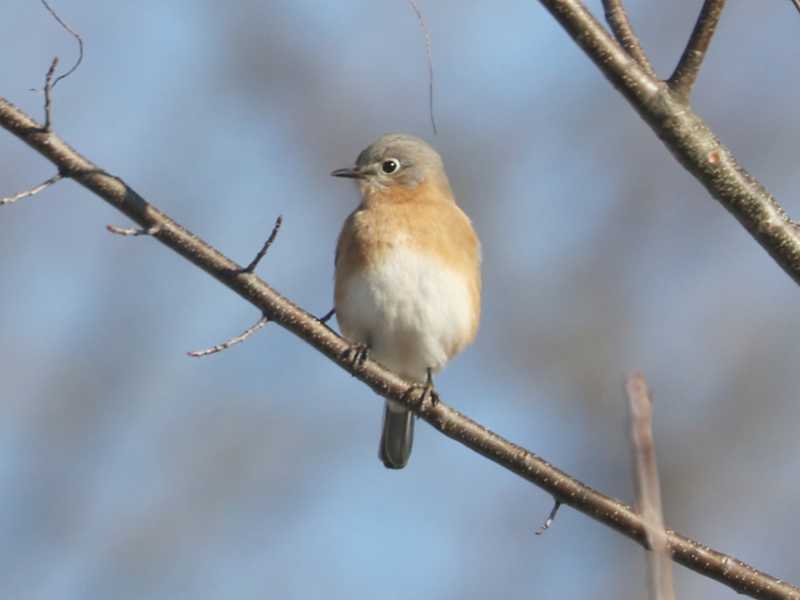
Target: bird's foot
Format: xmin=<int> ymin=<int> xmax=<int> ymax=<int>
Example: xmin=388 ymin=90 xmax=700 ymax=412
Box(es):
xmin=402 ymin=368 xmax=439 ymax=409
xmin=341 ymin=342 xmax=369 ymax=370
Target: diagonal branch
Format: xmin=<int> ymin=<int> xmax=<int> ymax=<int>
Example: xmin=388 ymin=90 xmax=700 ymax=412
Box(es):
xmin=601 ymin=0 xmax=657 ymax=79
xmin=535 ymin=0 xmax=800 ymax=289
xmin=668 ymin=0 xmax=727 ymax=101
xmin=1 ymin=96 xmax=798 ymax=600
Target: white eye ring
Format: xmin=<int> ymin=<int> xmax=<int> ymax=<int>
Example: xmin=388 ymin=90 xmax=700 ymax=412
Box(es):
xmin=381 ymin=158 xmax=400 ymax=174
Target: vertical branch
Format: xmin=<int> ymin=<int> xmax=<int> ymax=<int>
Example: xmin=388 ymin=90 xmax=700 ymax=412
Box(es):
xmin=601 ymin=0 xmax=657 ymax=79
xmin=669 ymin=0 xmax=727 ymax=101
xmin=627 ymin=372 xmax=675 ymax=600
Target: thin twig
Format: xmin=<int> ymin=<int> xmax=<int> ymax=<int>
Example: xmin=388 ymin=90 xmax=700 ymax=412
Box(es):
xmin=188 ymin=314 xmax=270 ymax=357
xmin=43 ymin=57 xmax=58 ymax=131
xmin=2 ymin=98 xmax=799 ymax=600
xmin=407 ymin=0 xmax=437 ymax=135
xmin=106 ymin=224 xmax=161 ymax=237
xmin=668 ymin=0 xmax=727 ymax=101
xmin=0 ymin=173 xmax=62 ymax=206
xmin=601 ymin=0 xmax=657 ymax=79
xmin=535 ymin=498 xmax=562 ymax=535
xmin=627 ymin=372 xmax=675 ymax=600
xmin=242 ymin=215 xmax=283 ymax=273
xmin=319 ymin=308 xmax=336 ymax=324
xmin=40 ymin=0 xmax=84 ymax=88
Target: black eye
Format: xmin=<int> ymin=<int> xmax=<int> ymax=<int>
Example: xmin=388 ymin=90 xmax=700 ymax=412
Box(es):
xmin=381 ymin=159 xmax=400 ymax=174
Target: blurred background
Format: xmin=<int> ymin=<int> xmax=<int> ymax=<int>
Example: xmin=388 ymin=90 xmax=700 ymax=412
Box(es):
xmin=1 ymin=1 xmax=798 ymax=598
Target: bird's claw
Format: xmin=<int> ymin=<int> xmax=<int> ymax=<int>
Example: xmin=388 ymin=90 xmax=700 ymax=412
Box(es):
xmin=342 ymin=343 xmax=369 ymax=369
xmin=402 ymin=369 xmax=439 ymax=409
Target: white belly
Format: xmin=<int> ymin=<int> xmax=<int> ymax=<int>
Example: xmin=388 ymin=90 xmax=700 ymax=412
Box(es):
xmin=337 ymin=247 xmax=475 ymax=382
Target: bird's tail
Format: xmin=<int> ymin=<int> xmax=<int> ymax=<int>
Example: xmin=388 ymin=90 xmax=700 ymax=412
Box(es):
xmin=378 ymin=401 xmax=415 ymax=469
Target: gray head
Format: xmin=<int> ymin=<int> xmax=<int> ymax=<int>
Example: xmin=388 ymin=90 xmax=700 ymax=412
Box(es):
xmin=331 ymin=133 xmax=449 ymax=191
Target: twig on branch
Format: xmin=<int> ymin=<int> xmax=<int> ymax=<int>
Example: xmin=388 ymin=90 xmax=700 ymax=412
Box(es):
xmin=535 ymin=0 xmax=800 ymax=289
xmin=534 ymin=498 xmax=562 ymax=535
xmin=1 ymin=98 xmax=798 ymax=600
xmin=242 ymin=215 xmax=283 ymax=273
xmin=188 ymin=314 xmax=270 ymax=357
xmin=107 ymin=224 xmax=161 ymax=236
xmin=40 ymin=0 xmax=84 ymax=89
xmin=627 ymin=372 xmax=675 ymax=600
xmin=668 ymin=0 xmax=727 ymax=101
xmin=42 ymin=57 xmax=58 ymax=131
xmin=601 ymin=0 xmax=657 ymax=79
xmin=0 ymin=173 xmax=62 ymax=205
xmin=319 ymin=307 xmax=336 ymax=324
xmin=407 ymin=0 xmax=437 ymax=135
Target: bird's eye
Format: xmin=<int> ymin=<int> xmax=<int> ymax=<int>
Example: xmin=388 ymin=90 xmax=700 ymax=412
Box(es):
xmin=381 ymin=159 xmax=400 ymax=174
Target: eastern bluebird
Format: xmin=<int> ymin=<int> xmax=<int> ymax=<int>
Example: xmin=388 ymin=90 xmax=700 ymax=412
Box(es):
xmin=331 ymin=134 xmax=481 ymax=469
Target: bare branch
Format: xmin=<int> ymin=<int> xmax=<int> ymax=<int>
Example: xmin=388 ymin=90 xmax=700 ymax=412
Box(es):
xmin=319 ymin=307 xmax=336 ymax=324
xmin=188 ymin=314 xmax=270 ymax=357
xmin=601 ymin=0 xmax=657 ymax=79
xmin=40 ymin=0 xmax=84 ymax=89
xmin=407 ymin=0 xmax=437 ymax=135
xmin=627 ymin=372 xmax=675 ymax=600
xmin=107 ymin=224 xmax=161 ymax=237
xmin=534 ymin=498 xmax=562 ymax=536
xmin=242 ymin=215 xmax=283 ymax=273
xmin=0 ymin=173 xmax=62 ymax=205
xmin=1 ymin=97 xmax=797 ymax=599
xmin=535 ymin=0 xmax=800 ymax=289
xmin=668 ymin=0 xmax=727 ymax=101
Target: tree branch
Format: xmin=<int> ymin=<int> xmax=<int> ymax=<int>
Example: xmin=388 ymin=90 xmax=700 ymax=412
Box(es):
xmin=627 ymin=373 xmax=675 ymax=600
xmin=668 ymin=0 xmax=727 ymax=101
xmin=536 ymin=0 xmax=800 ymax=288
xmin=1 ymin=96 xmax=798 ymax=600
xmin=601 ymin=0 xmax=657 ymax=79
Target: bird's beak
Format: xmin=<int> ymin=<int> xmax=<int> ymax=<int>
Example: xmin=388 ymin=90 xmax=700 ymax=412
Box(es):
xmin=330 ymin=166 xmax=365 ymax=179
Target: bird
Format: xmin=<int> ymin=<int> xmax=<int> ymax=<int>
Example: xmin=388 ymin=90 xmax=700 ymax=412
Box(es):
xmin=331 ymin=133 xmax=481 ymax=469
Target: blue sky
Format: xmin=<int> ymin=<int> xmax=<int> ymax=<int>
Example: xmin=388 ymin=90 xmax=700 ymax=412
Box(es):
xmin=2 ymin=2 xmax=799 ymax=599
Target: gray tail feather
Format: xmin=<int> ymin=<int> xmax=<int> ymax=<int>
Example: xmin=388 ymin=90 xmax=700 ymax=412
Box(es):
xmin=378 ymin=402 xmax=415 ymax=469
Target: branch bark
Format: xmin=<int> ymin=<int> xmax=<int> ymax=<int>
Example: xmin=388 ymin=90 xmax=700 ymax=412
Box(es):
xmin=1 ymin=96 xmax=798 ymax=600
xmin=537 ymin=0 xmax=800 ymax=287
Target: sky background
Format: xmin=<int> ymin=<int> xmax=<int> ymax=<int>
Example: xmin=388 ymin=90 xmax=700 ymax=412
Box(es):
xmin=2 ymin=2 xmax=799 ymax=599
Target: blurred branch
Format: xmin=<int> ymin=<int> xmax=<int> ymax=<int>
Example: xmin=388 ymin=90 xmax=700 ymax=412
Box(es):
xmin=627 ymin=373 xmax=675 ymax=600
xmin=1 ymin=96 xmax=798 ymax=600
xmin=601 ymin=0 xmax=657 ymax=79
xmin=668 ymin=0 xmax=727 ymax=101
xmin=537 ymin=0 xmax=800 ymax=287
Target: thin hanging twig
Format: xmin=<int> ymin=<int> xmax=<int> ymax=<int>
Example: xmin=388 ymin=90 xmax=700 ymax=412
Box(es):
xmin=39 ymin=0 xmax=84 ymax=88
xmin=407 ymin=0 xmax=437 ymax=135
